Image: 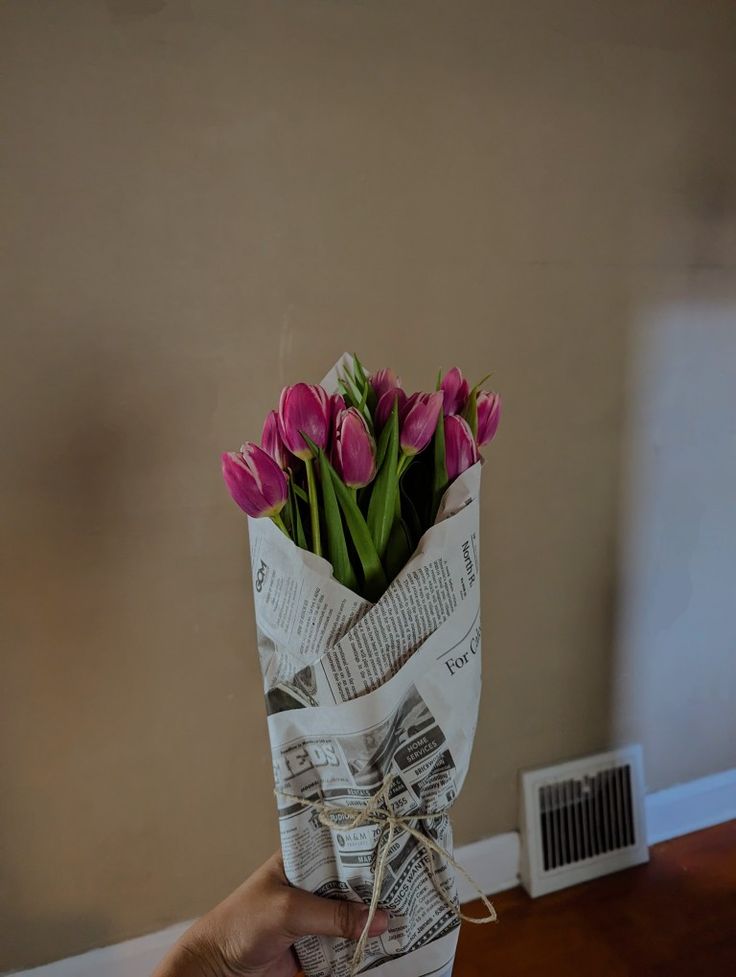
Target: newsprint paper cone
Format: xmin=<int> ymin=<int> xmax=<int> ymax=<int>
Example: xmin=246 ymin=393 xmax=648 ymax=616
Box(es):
xmin=246 ymin=356 xmax=485 ymax=977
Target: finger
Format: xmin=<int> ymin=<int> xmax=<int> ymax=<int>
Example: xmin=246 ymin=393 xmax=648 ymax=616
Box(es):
xmin=282 ymin=888 xmax=389 ymax=942
xmin=264 ymin=849 xmax=289 ymax=884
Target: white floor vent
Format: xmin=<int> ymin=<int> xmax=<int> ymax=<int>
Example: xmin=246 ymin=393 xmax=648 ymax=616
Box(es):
xmin=520 ymin=745 xmax=649 ymax=897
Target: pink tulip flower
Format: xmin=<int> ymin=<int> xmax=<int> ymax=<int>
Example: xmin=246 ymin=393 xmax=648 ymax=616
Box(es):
xmin=375 ymin=387 xmax=407 ymax=431
xmin=370 ymin=368 xmax=401 ymax=401
xmin=278 ymin=383 xmax=331 ymax=460
xmin=330 ymin=393 xmax=346 ymax=422
xmin=476 ymin=391 xmax=502 ymax=447
xmin=440 ymin=367 xmax=470 ymax=416
xmin=332 ymin=407 xmax=377 ymax=488
xmin=400 ymin=391 xmax=443 ymax=456
xmin=221 ymin=444 xmax=288 ymax=518
xmin=261 ymin=410 xmax=290 ymax=469
xmin=445 ymin=415 xmax=479 ymax=480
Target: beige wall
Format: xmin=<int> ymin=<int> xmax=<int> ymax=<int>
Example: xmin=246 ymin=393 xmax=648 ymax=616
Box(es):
xmin=2 ymin=1 xmax=735 ymax=969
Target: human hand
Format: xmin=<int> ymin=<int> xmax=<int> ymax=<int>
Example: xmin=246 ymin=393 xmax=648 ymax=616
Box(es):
xmin=152 ymin=851 xmax=389 ymax=977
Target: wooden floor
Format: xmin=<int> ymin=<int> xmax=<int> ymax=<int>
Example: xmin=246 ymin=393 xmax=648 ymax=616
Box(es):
xmin=455 ymin=821 xmax=736 ymax=977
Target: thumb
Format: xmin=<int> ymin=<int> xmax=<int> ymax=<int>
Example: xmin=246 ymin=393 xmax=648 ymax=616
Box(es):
xmin=284 ymin=888 xmax=389 ymax=942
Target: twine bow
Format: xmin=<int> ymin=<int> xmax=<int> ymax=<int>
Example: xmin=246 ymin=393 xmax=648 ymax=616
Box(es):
xmin=276 ymin=773 xmax=496 ymax=975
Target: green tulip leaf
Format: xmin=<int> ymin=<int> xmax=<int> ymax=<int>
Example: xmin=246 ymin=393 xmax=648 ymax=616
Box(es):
xmin=339 ymin=370 xmax=362 ymax=407
xmin=472 ymin=372 xmax=493 ymax=391
xmin=374 ymin=397 xmax=395 ymax=472
xmin=291 ymin=481 xmax=309 ymax=504
xmin=464 ymin=386 xmax=478 ymax=439
xmin=330 ymin=474 xmax=387 ymax=602
xmin=315 ymin=449 xmax=357 ymax=591
xmin=431 ymin=411 xmax=449 ymax=523
xmin=352 ymin=353 xmax=369 ymax=391
xmin=367 ymin=398 xmax=399 ymax=560
xmin=354 ymin=353 xmax=377 ymax=413
xmin=303 ymin=435 xmax=385 ymax=601
xmin=338 ymin=367 xmax=373 ymax=428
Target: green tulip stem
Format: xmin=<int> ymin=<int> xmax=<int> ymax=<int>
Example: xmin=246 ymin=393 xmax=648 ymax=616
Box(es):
xmin=304 ymin=456 xmax=322 ymax=557
xmin=271 ymin=512 xmax=290 ymax=537
xmin=397 ymin=452 xmax=411 ymax=478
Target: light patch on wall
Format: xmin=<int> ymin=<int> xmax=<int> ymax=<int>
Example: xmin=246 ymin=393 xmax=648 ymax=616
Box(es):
xmin=612 ymin=293 xmax=736 ymax=790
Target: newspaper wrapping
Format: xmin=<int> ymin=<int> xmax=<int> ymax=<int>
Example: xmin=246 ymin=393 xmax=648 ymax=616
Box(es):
xmin=246 ymin=357 xmax=485 ymax=977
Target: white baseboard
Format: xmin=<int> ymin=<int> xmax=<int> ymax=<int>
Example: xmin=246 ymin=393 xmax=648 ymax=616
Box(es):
xmin=454 ymin=831 xmax=520 ymax=903
xmin=644 ymin=767 xmax=736 ymax=845
xmin=9 ymin=768 xmax=735 ymax=977
xmin=6 ymin=921 xmax=193 ymax=977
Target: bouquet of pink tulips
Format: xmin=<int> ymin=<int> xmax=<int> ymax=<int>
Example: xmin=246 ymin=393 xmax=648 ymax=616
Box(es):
xmin=221 ymin=355 xmax=501 ymax=977
xmin=222 ymin=356 xmax=500 ymax=601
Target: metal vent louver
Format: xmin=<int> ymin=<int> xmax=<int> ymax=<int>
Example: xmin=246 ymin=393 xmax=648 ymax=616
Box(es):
xmin=520 ymin=746 xmax=649 ymax=897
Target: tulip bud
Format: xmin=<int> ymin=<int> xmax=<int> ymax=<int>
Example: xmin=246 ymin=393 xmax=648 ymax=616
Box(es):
xmin=278 ymin=383 xmax=331 ymax=460
xmin=330 ymin=393 xmax=346 ymax=422
xmin=261 ymin=410 xmax=290 ymax=469
xmin=444 ymin=415 xmax=479 ymax=480
xmin=332 ymin=407 xmax=377 ymax=488
xmin=440 ymin=367 xmax=469 ymax=416
xmin=370 ymin=368 xmax=401 ymax=401
xmin=375 ymin=387 xmax=407 ymax=431
xmin=476 ymin=391 xmax=502 ymax=447
xmin=221 ymin=444 xmax=288 ymax=518
xmin=399 ymin=391 xmax=443 ymax=457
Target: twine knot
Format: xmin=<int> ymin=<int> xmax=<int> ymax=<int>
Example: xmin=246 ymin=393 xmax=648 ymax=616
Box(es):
xmin=276 ymin=773 xmax=496 ymax=975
